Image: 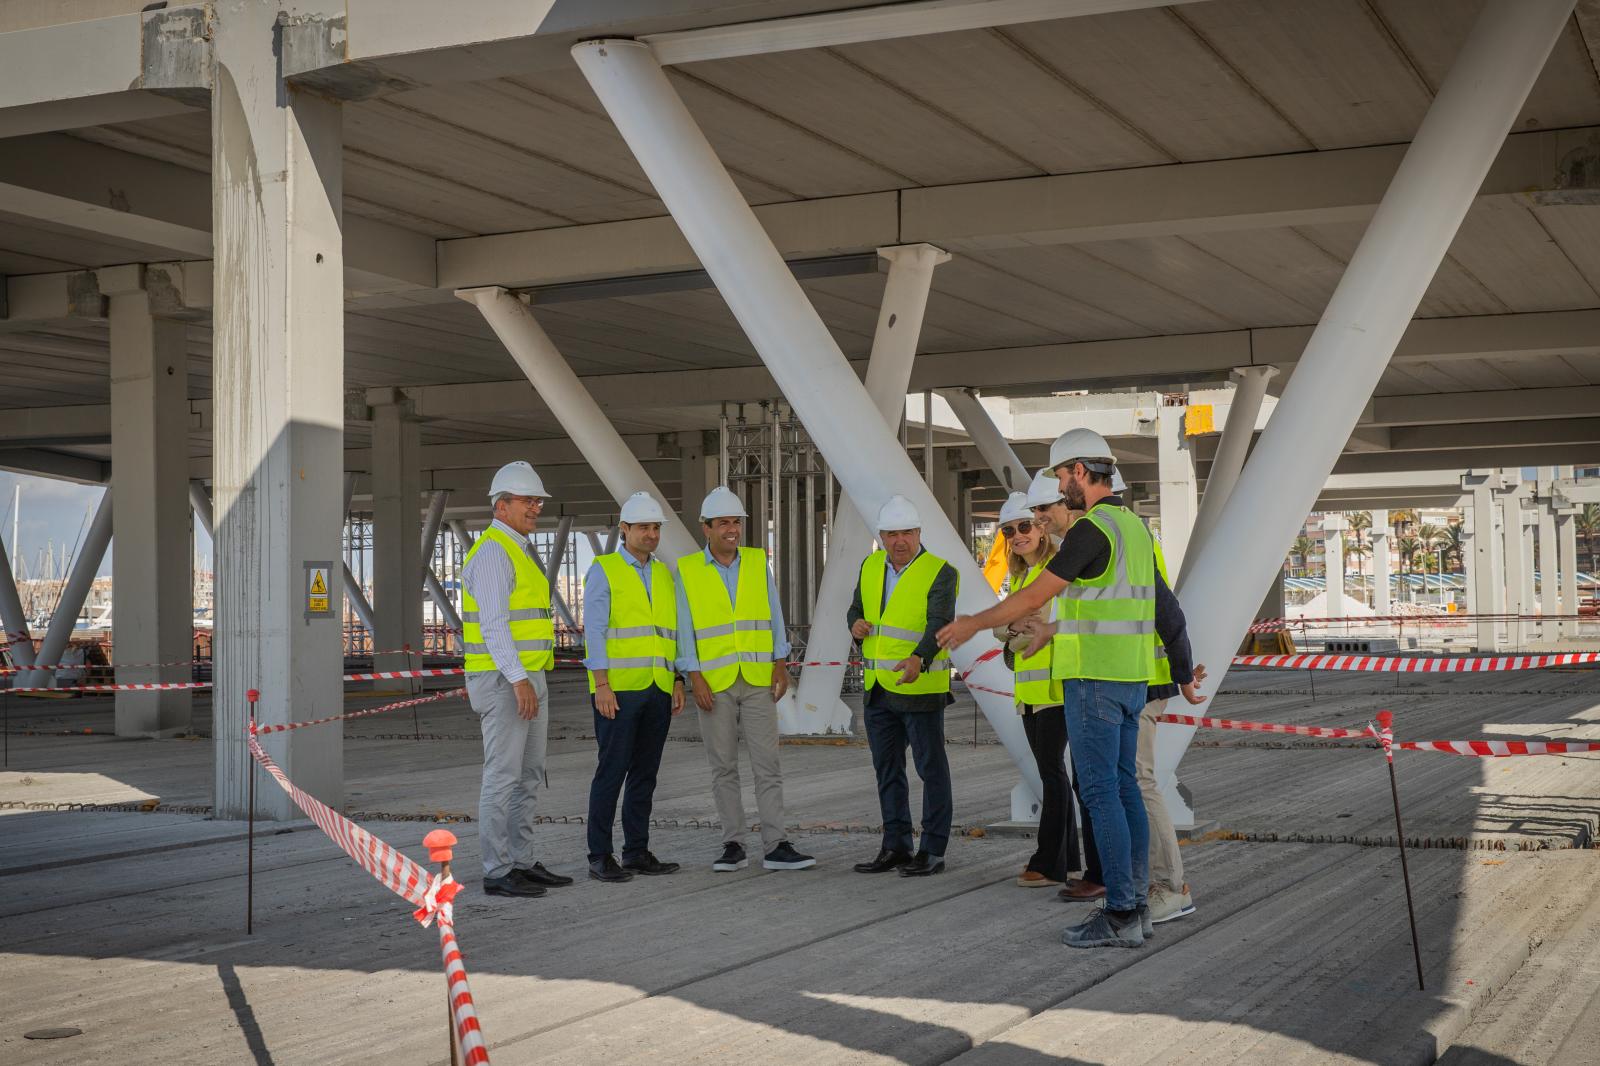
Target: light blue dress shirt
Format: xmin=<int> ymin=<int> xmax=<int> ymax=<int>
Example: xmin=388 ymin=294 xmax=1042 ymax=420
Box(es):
xmin=673 ymin=546 xmax=792 ymax=674
xmin=581 ymin=548 xmax=658 ymax=671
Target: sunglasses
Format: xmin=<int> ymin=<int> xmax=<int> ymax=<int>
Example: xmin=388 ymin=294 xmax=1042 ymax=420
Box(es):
xmin=999 ymin=520 xmax=1036 ymax=539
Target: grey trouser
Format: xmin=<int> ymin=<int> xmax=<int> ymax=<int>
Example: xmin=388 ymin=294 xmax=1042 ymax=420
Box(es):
xmin=698 ymin=677 xmax=787 ymax=852
xmin=1137 ymin=698 xmax=1185 ymax=892
xmin=468 ymin=670 xmax=549 ymax=878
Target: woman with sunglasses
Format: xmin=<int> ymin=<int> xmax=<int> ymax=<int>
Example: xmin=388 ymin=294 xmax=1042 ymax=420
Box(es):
xmin=991 ymin=492 xmax=1081 ymax=889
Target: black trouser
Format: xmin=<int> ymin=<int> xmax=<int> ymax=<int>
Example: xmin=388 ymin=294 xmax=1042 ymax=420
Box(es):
xmin=1021 ymin=706 xmax=1072 ymax=880
xmin=864 ymin=704 xmax=953 ymax=858
xmin=586 ymin=686 xmax=673 ymax=862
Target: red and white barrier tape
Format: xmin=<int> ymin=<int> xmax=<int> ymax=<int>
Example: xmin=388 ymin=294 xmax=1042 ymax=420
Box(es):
xmin=1231 ymin=652 xmax=1600 ymax=673
xmin=1247 ymin=612 xmax=1582 ymax=633
xmin=0 ymin=656 xmax=206 ymax=675
xmin=1397 ymin=738 xmax=1600 ymax=757
xmin=437 ymin=906 xmax=490 ymax=1065
xmin=343 ymin=668 xmax=466 ymax=682
xmin=4 ymin=681 xmax=212 ymax=693
xmin=253 ymin=688 xmax=466 ymax=735
xmin=1158 ymin=712 xmax=1377 ymax=741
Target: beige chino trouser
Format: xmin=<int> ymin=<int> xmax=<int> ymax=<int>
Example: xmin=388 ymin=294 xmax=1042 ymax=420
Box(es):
xmin=1137 ymin=698 xmax=1185 ymax=893
xmin=698 ymin=677 xmax=787 ymax=852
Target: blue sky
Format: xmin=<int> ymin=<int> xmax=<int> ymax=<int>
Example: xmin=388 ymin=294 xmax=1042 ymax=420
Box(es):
xmin=0 ymin=471 xmax=214 ymax=579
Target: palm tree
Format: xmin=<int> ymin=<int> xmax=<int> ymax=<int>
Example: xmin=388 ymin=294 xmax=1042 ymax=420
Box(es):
xmin=1344 ymin=536 xmax=1372 ymax=604
xmin=1416 ymin=523 xmax=1445 ymax=596
xmin=1289 ymin=535 xmax=1316 ymax=578
xmin=1396 ymin=535 xmax=1421 ymax=601
xmin=1346 ymin=512 xmax=1372 ymax=603
xmin=1390 ymin=508 xmax=1419 ymax=542
xmin=1579 ymin=504 xmax=1600 ymax=574
xmin=1440 ymin=521 xmax=1466 ymax=573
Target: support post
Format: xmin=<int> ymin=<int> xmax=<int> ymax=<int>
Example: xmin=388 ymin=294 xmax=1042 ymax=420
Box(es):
xmin=458 ymin=288 xmax=698 ymax=562
xmin=108 ymin=271 xmax=193 ymax=736
xmin=530 ymin=516 xmax=579 ymax=631
xmin=19 ymin=490 xmax=112 ymax=690
xmin=573 ymin=39 xmax=1041 ymax=802
xmin=788 ymin=244 xmax=949 ymax=734
xmin=1538 ymin=471 xmax=1559 ymax=643
xmin=0 ymin=533 xmax=36 ymax=671
xmin=1557 ymin=466 xmax=1578 ymax=640
xmin=340 ymin=474 xmax=377 ymax=639
xmin=1160 ymin=0 xmax=1573 ymax=820
xmin=420 ymin=491 xmax=463 ymax=644
xmin=1323 ymin=515 xmax=1347 ymax=623
xmin=1186 ymin=365 xmax=1277 ymax=567
xmin=1371 ymin=509 xmax=1391 ymax=619
xmin=939 ymin=389 xmax=1029 ymax=492
xmin=1156 ymin=404 xmax=1199 ymax=576
xmin=372 ymin=392 xmax=423 ymax=684
xmin=1501 ymin=478 xmax=1531 ymax=646
xmin=212 ymin=0 xmax=346 ymax=818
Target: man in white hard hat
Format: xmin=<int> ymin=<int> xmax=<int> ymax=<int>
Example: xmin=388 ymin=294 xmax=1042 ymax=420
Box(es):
xmin=938 ymin=428 xmax=1205 ymax=949
xmin=463 ymin=461 xmax=573 ymax=898
xmin=676 ymin=486 xmax=815 ymax=873
xmin=848 ymin=494 xmax=960 ymax=877
xmin=582 ymin=491 xmax=686 ymax=883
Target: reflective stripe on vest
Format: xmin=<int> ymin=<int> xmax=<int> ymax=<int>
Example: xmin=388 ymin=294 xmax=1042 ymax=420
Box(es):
xmin=461 ymin=526 xmax=554 ymax=675
xmin=588 ymin=553 xmax=677 ymax=694
xmin=1012 ymin=557 xmax=1063 ymax=708
xmin=1051 ymin=503 xmax=1157 ymax=684
xmin=1151 ymin=537 xmax=1173 ymax=687
xmin=675 ymin=546 xmax=776 ymax=692
xmin=859 ymin=550 xmax=955 ymax=696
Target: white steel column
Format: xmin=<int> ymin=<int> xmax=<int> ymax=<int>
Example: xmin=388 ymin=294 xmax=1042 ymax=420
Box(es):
xmin=789 ymin=243 xmax=949 ymax=735
xmin=1185 ymin=365 xmax=1276 ymax=567
xmin=449 ymin=519 xmax=475 ymax=550
xmin=531 ymin=515 xmax=579 ymax=631
xmin=420 ymin=490 xmax=463 ymax=642
xmin=371 ymin=394 xmax=423 ymax=685
xmin=1152 ymin=0 xmax=1573 ymax=817
xmin=573 ymin=40 xmax=1041 ymax=803
xmin=1558 ymin=499 xmax=1579 ymax=641
xmin=0 ymin=532 xmax=34 ymax=671
xmin=1502 ymin=480 xmax=1531 ymax=645
xmin=1323 ymin=515 xmax=1347 ymax=621
xmin=459 ymin=287 xmax=698 ymax=562
xmin=19 ymin=491 xmax=113 ymax=691
xmin=1370 ymin=508 xmax=1391 ymax=618
xmin=212 ymin=1 xmax=346 ymax=818
xmin=940 ymin=389 xmax=1029 ymax=493
xmin=1538 ymin=472 xmax=1558 ymax=641
xmin=108 ymin=274 xmax=193 ymax=736
xmin=1156 ymin=404 xmax=1199 ymax=576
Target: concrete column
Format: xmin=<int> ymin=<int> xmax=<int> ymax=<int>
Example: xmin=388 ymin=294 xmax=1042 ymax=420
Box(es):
xmin=1370 ymin=508 xmax=1391 ymax=618
xmin=1464 ymin=471 xmax=1504 ymax=649
xmin=1322 ymin=514 xmax=1347 ymax=623
xmin=107 ymin=274 xmax=193 ymax=736
xmin=1156 ymin=405 xmax=1199 ymax=577
xmin=1558 ymin=505 xmax=1579 ymax=641
xmin=788 ymin=244 xmax=949 ymax=735
xmin=0 ymin=507 xmax=36 ymax=671
xmin=1538 ymin=476 xmax=1558 ymax=642
xmin=678 ymin=434 xmax=717 ymax=536
xmin=1164 ymin=0 xmax=1572 ymax=819
xmin=459 ymin=288 xmax=698 ymax=562
xmin=1187 ymin=365 xmax=1277 ymax=567
xmin=211 ymin=1 xmax=346 ymax=818
xmin=1501 ymin=479 xmax=1531 ymax=646
xmin=929 ymin=449 xmax=963 ymax=530
xmin=370 ymin=393 xmax=423 ymax=686
xmin=573 ymin=40 xmax=1042 ymax=802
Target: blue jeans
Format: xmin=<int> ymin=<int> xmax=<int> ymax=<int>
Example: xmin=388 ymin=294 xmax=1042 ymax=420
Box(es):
xmin=864 ymin=704 xmax=952 ymax=858
xmin=1062 ymin=679 xmax=1149 ymax=911
xmin=587 ymin=687 xmax=673 ymax=862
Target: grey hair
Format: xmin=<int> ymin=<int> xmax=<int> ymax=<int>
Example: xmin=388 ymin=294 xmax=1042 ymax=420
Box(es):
xmin=491 ymin=492 xmax=513 ymax=509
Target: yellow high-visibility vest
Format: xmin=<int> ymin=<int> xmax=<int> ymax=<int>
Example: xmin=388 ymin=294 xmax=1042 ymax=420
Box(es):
xmin=1051 ymin=503 xmax=1157 ymax=684
xmin=676 ymin=547 xmax=776 ymax=691
xmin=859 ymin=550 xmax=955 ymax=696
xmin=587 ymin=553 xmax=677 ymax=694
xmin=1011 ymin=558 xmax=1062 ymax=708
xmin=461 ymin=526 xmax=553 ymax=675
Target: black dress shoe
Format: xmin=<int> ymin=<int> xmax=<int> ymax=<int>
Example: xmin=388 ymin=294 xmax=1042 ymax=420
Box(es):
xmin=514 ymin=862 xmax=574 ymax=887
xmin=588 ymin=855 xmax=634 ymax=883
xmin=483 ymin=874 xmax=547 ymax=898
xmin=899 ymin=851 xmax=945 ymax=877
xmin=853 ymin=848 xmax=912 ymax=873
xmin=621 ymin=851 xmax=680 ymax=876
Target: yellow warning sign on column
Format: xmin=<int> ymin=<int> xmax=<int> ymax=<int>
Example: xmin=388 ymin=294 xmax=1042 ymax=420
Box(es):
xmin=309 ymin=570 xmax=328 ymax=595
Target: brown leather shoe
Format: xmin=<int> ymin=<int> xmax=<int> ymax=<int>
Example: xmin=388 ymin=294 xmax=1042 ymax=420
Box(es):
xmin=1017 ymin=869 xmax=1062 ymax=888
xmin=1058 ymin=878 xmax=1106 ymax=901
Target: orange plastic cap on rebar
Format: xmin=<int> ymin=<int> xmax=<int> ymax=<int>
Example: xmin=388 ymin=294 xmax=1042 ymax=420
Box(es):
xmin=1377 ymin=710 xmax=1393 ymax=730
xmin=423 ymin=829 xmax=457 ymax=862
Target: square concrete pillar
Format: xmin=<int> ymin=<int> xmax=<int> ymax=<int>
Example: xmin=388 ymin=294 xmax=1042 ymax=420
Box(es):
xmin=1369 ymin=508 xmax=1391 ymax=616
xmin=1322 ymin=514 xmax=1347 ymax=622
xmin=370 ymin=391 xmax=423 ymax=686
xmin=107 ymin=275 xmax=193 ymax=737
xmin=211 ymin=3 xmax=346 ymax=818
xmin=1156 ymin=405 xmax=1199 ymax=576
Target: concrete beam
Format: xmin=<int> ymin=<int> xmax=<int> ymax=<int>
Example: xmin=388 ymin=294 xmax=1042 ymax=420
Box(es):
xmin=0 ymin=8 xmax=207 ymax=138
xmin=1371 ymin=384 xmax=1600 ymax=427
xmin=1388 ymin=417 xmax=1600 ymax=452
xmin=437 ymin=127 xmax=1597 ymax=290
xmin=0 ymin=447 xmax=109 ymax=484
xmin=0 ymin=135 xmax=435 ymax=295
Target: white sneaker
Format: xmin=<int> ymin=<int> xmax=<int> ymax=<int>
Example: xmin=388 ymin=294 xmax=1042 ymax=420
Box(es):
xmin=1148 ymin=883 xmax=1196 ymax=924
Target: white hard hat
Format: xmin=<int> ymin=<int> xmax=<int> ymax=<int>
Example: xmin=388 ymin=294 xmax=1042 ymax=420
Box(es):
xmin=1111 ymin=469 xmax=1128 ymax=494
xmin=619 ymin=491 xmax=666 ymax=524
xmin=1025 ymin=470 xmax=1062 ymax=509
xmin=699 ymin=486 xmax=747 ymax=522
xmin=876 ymin=494 xmax=921 ymax=532
xmin=488 ymin=460 xmax=550 ymax=500
xmin=998 ymin=492 xmax=1031 ymax=526
xmin=1048 ymin=427 xmax=1117 ymax=474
